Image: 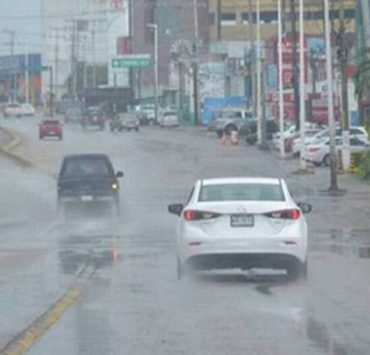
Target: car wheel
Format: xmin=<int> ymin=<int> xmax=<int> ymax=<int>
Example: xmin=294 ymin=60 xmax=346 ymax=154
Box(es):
xmin=225 ymin=124 xmax=237 ymax=136
xmin=110 ymin=125 xmax=114 ymax=132
xmin=39 ymin=134 xmax=43 ymax=140
xmin=59 ymin=135 xmax=63 ymax=140
xmin=323 ymin=154 xmax=331 ymax=167
xmin=135 ymin=127 xmax=140 ymax=132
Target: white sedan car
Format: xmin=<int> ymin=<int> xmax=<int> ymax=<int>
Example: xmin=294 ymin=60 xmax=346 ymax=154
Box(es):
xmin=20 ymin=103 xmax=36 ymax=116
xmin=159 ymin=110 xmax=179 ymax=127
xmin=293 ymin=126 xmax=368 ymax=156
xmin=305 ymin=136 xmax=370 ymax=166
xmin=168 ymin=177 xmax=311 ymax=280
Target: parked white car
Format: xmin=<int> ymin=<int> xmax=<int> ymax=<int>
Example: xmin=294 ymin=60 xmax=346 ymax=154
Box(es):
xmin=305 ymin=136 xmax=370 ymax=166
xmin=159 ymin=110 xmax=179 ymax=127
xmin=293 ymin=126 xmax=368 ymax=156
xmin=168 ymin=177 xmax=311 ymax=280
xmin=2 ymin=102 xmax=23 ymax=117
xmin=20 ymin=103 xmax=36 ymax=116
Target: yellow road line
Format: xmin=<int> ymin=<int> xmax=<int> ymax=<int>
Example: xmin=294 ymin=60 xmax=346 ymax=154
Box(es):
xmin=0 ymin=268 xmax=93 ymax=355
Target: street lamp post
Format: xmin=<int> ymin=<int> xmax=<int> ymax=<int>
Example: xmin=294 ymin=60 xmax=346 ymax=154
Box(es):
xmin=324 ymin=0 xmax=340 ymax=193
xmin=147 ymin=23 xmax=159 ymax=123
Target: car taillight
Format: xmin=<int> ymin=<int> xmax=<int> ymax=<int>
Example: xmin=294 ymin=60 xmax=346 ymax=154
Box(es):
xmin=183 ymin=210 xmax=221 ymax=221
xmin=265 ymin=209 xmax=301 ymax=220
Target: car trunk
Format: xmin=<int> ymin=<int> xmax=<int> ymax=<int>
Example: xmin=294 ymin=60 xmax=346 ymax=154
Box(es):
xmin=189 ymin=201 xmax=296 ymax=239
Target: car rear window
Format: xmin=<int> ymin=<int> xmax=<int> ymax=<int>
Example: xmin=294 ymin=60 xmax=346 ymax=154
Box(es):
xmin=164 ymin=111 xmax=176 ymax=117
xmin=198 ymin=183 xmax=285 ymax=202
xmin=61 ymin=158 xmax=113 ymax=177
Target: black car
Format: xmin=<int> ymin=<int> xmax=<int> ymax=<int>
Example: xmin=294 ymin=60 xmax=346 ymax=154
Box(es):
xmin=239 ymin=118 xmax=279 ymax=144
xmin=57 ymin=154 xmax=123 ymax=215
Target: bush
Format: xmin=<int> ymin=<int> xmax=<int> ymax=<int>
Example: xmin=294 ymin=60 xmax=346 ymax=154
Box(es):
xmin=356 ymin=151 xmax=370 ymax=180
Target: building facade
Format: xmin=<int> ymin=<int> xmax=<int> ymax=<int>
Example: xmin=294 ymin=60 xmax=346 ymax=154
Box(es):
xmin=41 ymin=0 xmax=129 ymax=99
xmin=208 ymin=0 xmax=356 ymax=42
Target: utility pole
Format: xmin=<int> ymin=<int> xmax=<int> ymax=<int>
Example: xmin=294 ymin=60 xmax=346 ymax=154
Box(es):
xmin=25 ymin=43 xmax=30 ymax=103
xmin=299 ymin=0 xmax=307 ymax=170
xmin=71 ymin=20 xmax=77 ymax=98
xmin=290 ymin=0 xmax=300 ymax=130
xmin=147 ymin=24 xmax=159 ymax=122
xmin=193 ymin=0 xmax=200 ymax=125
xmin=248 ymin=0 xmax=255 ymax=116
xmin=192 ymin=45 xmax=200 ymax=125
xmin=338 ymin=0 xmax=350 ymax=170
xmin=256 ymin=0 xmax=262 ymax=145
xmin=324 ymin=0 xmax=340 ymax=193
xmin=92 ymin=28 xmax=97 ymax=88
xmin=3 ymin=29 xmax=16 ymax=101
xmin=49 ymin=66 xmax=54 ymax=117
xmin=216 ymin=0 xmax=222 ymax=41
xmin=278 ymin=0 xmax=286 ymax=158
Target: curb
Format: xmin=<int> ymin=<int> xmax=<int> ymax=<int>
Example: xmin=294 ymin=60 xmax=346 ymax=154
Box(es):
xmin=0 ymin=125 xmax=34 ymax=168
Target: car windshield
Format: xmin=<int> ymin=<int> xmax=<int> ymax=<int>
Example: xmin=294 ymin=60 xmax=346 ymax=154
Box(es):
xmin=199 ymin=183 xmax=285 ymax=202
xmin=62 ymin=158 xmax=112 ymax=177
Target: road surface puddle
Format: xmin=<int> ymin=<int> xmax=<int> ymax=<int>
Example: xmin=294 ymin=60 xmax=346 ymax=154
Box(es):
xmin=311 ymin=229 xmax=370 ymax=259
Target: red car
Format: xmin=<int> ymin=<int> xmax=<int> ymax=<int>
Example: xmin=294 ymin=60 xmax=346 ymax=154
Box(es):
xmin=81 ymin=107 xmax=106 ymax=130
xmin=39 ymin=120 xmax=63 ymax=140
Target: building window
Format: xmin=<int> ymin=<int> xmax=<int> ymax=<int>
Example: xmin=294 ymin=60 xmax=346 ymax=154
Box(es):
xmin=221 ymin=13 xmax=236 ymax=26
xmin=242 ymin=12 xmax=255 ymax=25
xmin=242 ymin=11 xmax=277 ymax=25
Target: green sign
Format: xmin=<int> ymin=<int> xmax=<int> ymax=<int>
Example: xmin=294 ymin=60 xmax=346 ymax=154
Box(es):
xmin=112 ymin=55 xmax=153 ymax=69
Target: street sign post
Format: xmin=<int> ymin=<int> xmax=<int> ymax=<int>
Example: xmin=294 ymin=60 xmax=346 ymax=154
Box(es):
xmin=112 ymin=55 xmax=153 ymax=69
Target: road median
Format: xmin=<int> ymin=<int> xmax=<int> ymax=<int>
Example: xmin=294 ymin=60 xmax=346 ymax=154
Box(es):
xmin=0 ymin=125 xmax=34 ymax=168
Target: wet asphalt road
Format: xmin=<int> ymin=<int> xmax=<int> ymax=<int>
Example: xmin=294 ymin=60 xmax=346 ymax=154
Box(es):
xmin=1 ymin=116 xmax=370 ymax=354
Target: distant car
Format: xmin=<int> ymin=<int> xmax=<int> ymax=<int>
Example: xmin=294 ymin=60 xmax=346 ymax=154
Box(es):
xmin=305 ymin=136 xmax=370 ymax=166
xmin=140 ymin=104 xmax=156 ymax=125
xmin=64 ymin=108 xmax=83 ymax=124
xmin=212 ymin=113 xmax=254 ymax=137
xmin=20 ymin=103 xmax=35 ymax=116
xmin=168 ymin=177 xmax=311 ymax=280
xmin=57 ymin=154 xmax=124 ymax=215
xmin=39 ymin=120 xmax=63 ymax=140
xmin=110 ymin=113 xmax=140 ymax=132
xmin=292 ymin=126 xmax=368 ymax=156
xmin=159 ymin=110 xmax=179 ymax=127
xmin=239 ymin=118 xmax=278 ymax=141
xmin=2 ymin=102 xmax=23 ymax=118
xmin=82 ymin=107 xmax=106 ymax=130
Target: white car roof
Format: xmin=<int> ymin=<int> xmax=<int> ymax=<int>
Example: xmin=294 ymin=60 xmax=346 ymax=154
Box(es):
xmin=201 ymin=177 xmax=281 ymax=186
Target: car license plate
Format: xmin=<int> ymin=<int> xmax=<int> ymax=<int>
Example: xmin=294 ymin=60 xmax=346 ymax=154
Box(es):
xmin=230 ymin=214 xmax=254 ymax=227
xmin=81 ymin=195 xmax=93 ymax=202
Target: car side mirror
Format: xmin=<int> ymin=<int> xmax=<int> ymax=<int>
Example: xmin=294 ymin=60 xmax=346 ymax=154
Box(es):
xmin=116 ymin=171 xmax=124 ymax=178
xmin=297 ymin=202 xmax=312 ymax=214
xmin=168 ymin=204 xmax=184 ymax=216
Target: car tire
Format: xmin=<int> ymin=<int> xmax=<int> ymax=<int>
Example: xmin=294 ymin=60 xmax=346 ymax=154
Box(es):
xmin=39 ymin=134 xmax=43 ymax=140
xmin=225 ymin=124 xmax=237 ymax=136
xmin=135 ymin=127 xmax=139 ymax=132
xmin=59 ymin=135 xmax=63 ymax=141
xmin=323 ymin=154 xmax=331 ymax=167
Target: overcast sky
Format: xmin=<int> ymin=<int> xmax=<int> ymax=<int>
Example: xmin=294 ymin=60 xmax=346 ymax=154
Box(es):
xmin=0 ymin=0 xmax=41 ymax=56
